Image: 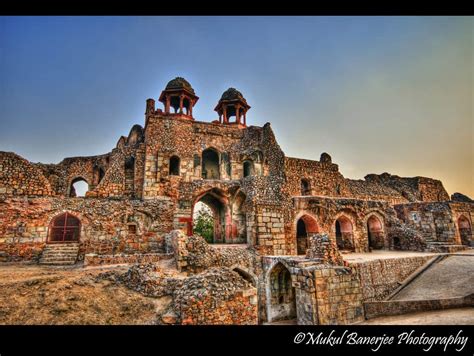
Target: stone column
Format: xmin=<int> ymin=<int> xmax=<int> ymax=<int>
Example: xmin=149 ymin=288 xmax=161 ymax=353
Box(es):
xmin=179 ymin=95 xmax=184 ymax=114
xmin=235 ymin=104 xmax=241 ymax=124
xmin=223 ymin=104 xmax=228 ymax=123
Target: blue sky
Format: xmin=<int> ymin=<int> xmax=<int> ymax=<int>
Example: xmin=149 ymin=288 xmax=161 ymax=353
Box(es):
xmin=0 ymin=16 xmax=472 ymax=196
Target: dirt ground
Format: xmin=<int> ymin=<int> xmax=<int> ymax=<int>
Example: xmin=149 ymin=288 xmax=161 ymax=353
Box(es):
xmin=0 ymin=263 xmax=171 ymax=325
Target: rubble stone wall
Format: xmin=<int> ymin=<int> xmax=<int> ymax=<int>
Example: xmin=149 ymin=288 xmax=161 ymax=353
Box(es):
xmin=0 ymin=152 xmax=54 ymax=196
xmin=350 ymin=255 xmax=435 ymax=302
xmin=0 ymin=196 xmax=174 ymax=261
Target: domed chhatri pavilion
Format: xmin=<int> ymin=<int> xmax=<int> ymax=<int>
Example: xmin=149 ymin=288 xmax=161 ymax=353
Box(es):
xmin=0 ymin=76 xmax=472 ymax=325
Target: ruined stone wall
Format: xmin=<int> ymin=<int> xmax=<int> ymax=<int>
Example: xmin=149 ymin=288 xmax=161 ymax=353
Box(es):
xmin=364 ymin=173 xmax=449 ymax=202
xmin=35 ymin=155 xmax=110 ymax=196
xmin=290 ymin=196 xmax=399 ymax=253
xmin=175 ymin=268 xmax=258 ymax=325
xmin=0 ymin=196 xmax=174 ymax=261
xmin=394 ymin=202 xmax=471 ymax=249
xmin=345 ymin=179 xmax=409 ymax=205
xmin=118 ymin=263 xmax=258 ymax=325
xmin=284 ymin=157 xmax=348 ymax=198
xmin=350 ymin=255 xmax=435 ymax=302
xmin=312 ymin=266 xmax=365 ymax=325
xmin=165 ymin=230 xmax=262 ymax=275
xmin=0 ymin=152 xmax=54 ymax=196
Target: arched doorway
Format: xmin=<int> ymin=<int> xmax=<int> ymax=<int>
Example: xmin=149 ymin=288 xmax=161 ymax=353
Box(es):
xmin=48 ymin=212 xmax=81 ymax=243
xmin=367 ymin=215 xmax=385 ymax=250
xmin=335 ymin=215 xmax=354 ymax=251
xmin=69 ymin=177 xmax=89 ymax=197
xmin=268 ymin=263 xmax=296 ymax=322
xmin=296 ymin=214 xmax=319 ymax=255
xmin=202 ymin=148 xmax=220 ymax=179
xmin=192 ymin=188 xmax=247 ymax=244
xmin=458 ymin=216 xmax=472 ymax=246
xmin=243 ymin=160 xmax=254 ymax=177
xmin=301 ymin=179 xmax=311 ymax=196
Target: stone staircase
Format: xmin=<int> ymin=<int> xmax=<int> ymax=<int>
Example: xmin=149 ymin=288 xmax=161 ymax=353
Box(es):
xmin=426 ymin=242 xmax=467 ymax=253
xmin=39 ymin=243 xmax=80 ymax=265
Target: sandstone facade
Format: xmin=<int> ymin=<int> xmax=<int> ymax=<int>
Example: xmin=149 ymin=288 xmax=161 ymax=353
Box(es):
xmin=0 ymin=76 xmax=473 ymax=325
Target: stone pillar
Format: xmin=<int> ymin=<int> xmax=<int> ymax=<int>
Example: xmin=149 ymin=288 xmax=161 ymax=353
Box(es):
xmin=235 ymin=104 xmax=241 ymax=124
xmin=189 ymin=100 xmax=193 ymax=117
xmin=243 ymin=112 xmax=247 ymax=126
xmin=179 ymin=95 xmax=184 ymax=114
xmin=223 ymin=104 xmax=228 ymax=123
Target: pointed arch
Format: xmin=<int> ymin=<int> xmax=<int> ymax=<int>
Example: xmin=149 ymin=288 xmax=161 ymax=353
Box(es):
xmin=458 ymin=215 xmax=472 ymax=246
xmin=48 ymin=212 xmax=81 ymax=243
xmin=366 ymin=213 xmax=386 ymax=250
xmin=295 ymin=212 xmax=320 ymax=255
xmin=202 ymin=147 xmax=220 ymax=179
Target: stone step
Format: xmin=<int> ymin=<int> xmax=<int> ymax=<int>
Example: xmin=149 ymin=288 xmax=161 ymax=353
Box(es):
xmin=39 ymin=243 xmax=80 ymax=265
xmin=40 ymin=259 xmax=76 ymax=262
xmin=40 ymin=260 xmax=77 ymax=265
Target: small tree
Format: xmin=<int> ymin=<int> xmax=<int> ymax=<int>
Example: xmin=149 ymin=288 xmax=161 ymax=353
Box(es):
xmin=193 ymin=203 xmax=214 ymax=243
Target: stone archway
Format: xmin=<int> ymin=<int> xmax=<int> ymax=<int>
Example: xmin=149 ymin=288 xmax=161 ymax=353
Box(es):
xmin=295 ymin=214 xmax=320 ymax=255
xmin=267 ymin=262 xmax=296 ymax=322
xmin=202 ymin=148 xmax=220 ymax=179
xmin=335 ymin=215 xmax=354 ymax=251
xmin=192 ymin=188 xmax=247 ymax=244
xmin=69 ymin=177 xmax=89 ymax=197
xmin=458 ymin=215 xmax=472 ymax=246
xmin=367 ymin=214 xmax=385 ymax=250
xmin=48 ymin=212 xmax=81 ymax=243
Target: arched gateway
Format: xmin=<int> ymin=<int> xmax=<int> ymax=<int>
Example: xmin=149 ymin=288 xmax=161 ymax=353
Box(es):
xmin=48 ymin=212 xmax=81 ymax=243
xmin=192 ymin=188 xmax=247 ymax=244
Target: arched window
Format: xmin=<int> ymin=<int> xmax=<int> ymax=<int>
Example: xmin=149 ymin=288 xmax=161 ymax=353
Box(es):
xmin=243 ymin=160 xmax=254 ymax=177
xmin=301 ymin=179 xmax=311 ymax=196
xmin=268 ymin=263 xmax=296 ymax=322
xmin=296 ymin=214 xmax=319 ymax=255
xmin=49 ymin=212 xmax=81 ymax=243
xmin=169 ymin=155 xmax=180 ymax=176
xmin=335 ymin=215 xmax=354 ymax=251
xmin=458 ymin=215 xmax=472 ymax=246
xmin=367 ymin=215 xmax=385 ymax=250
xmin=202 ymin=148 xmax=220 ymax=179
xmin=70 ymin=177 xmax=89 ymax=197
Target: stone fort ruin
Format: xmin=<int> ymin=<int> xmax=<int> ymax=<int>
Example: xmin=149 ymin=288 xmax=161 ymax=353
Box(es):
xmin=0 ymin=77 xmax=473 ymax=325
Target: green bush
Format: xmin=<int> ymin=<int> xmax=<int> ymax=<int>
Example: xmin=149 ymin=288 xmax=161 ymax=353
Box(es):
xmin=193 ymin=205 xmax=214 ymax=243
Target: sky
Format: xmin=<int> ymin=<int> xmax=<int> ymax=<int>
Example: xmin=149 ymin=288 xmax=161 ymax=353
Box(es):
xmin=0 ymin=16 xmax=473 ymax=197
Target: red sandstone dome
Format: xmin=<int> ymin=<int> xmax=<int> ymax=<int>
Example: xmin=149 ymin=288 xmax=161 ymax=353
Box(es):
xmin=165 ymin=77 xmax=196 ymax=95
xmin=219 ymin=88 xmax=248 ymax=104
